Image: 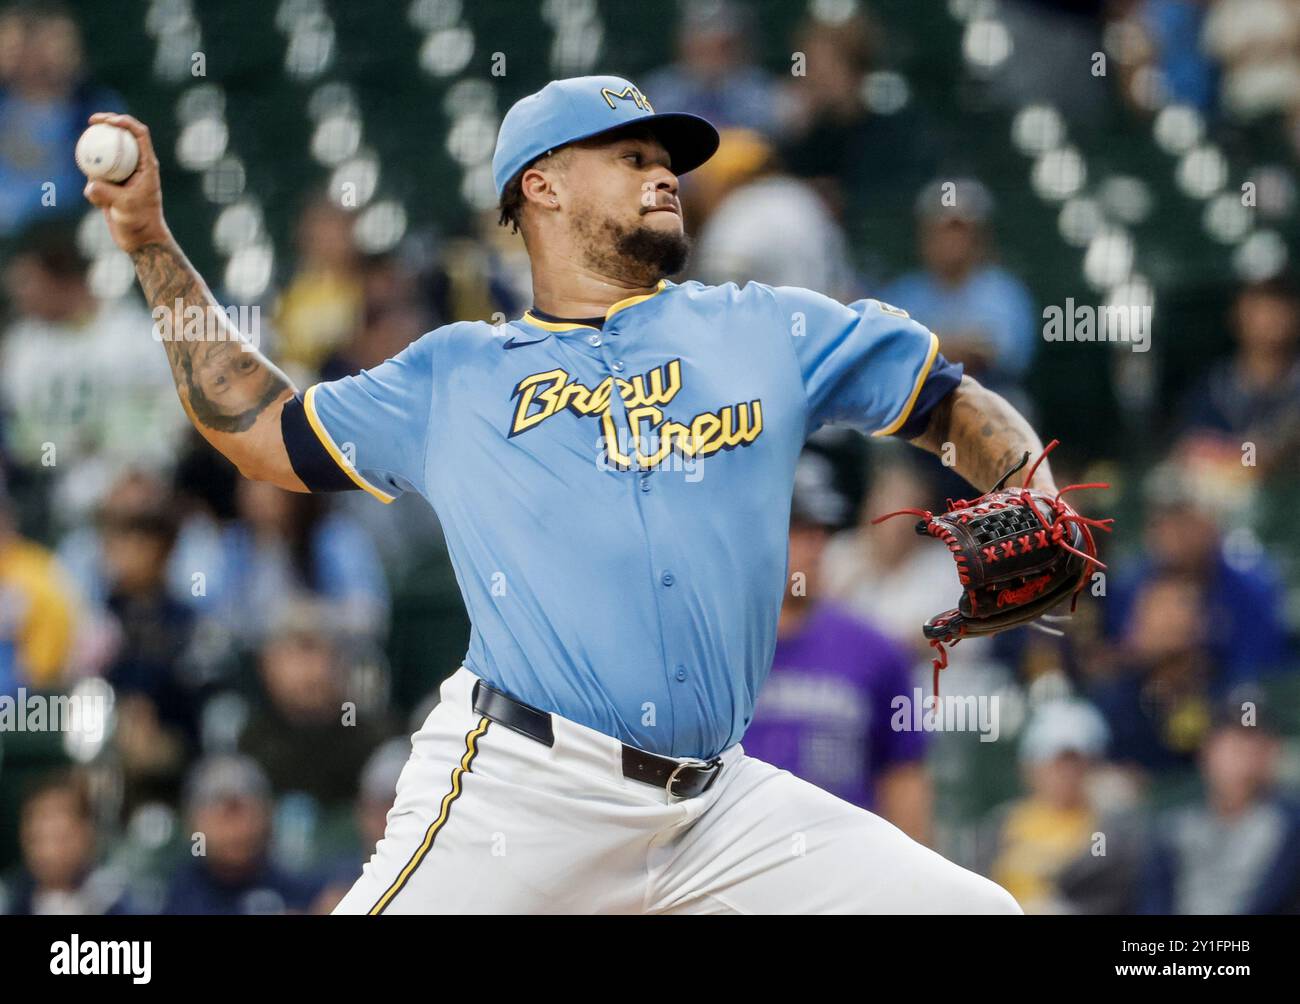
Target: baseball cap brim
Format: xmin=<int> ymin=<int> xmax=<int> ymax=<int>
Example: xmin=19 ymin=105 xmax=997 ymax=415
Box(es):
xmin=553 ymin=111 xmax=720 ymax=178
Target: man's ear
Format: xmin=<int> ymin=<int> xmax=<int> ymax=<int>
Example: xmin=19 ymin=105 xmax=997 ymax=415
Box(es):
xmin=521 ymin=164 xmax=560 ymax=213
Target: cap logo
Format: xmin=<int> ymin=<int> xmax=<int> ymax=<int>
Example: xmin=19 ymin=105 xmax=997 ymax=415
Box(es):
xmin=600 ymin=84 xmax=654 ymax=113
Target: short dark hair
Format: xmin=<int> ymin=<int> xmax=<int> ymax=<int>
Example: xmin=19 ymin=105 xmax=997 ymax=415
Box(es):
xmin=496 ymin=129 xmax=651 ymax=234
xmin=498 ymin=168 xmax=526 ymax=234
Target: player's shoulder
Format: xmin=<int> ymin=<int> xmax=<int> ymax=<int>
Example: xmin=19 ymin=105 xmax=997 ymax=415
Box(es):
xmin=667 ymin=277 xmax=792 ymax=312
xmin=422 ymin=318 xmax=502 ymax=343
xmin=405 ymin=318 xmax=504 ymax=357
xmin=668 ymin=280 xmax=900 ymax=339
xmin=680 ymin=278 xmax=864 ymax=312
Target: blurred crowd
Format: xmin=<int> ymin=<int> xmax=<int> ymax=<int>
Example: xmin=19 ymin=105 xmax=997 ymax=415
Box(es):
xmin=1 ymin=0 xmax=1299 ymax=915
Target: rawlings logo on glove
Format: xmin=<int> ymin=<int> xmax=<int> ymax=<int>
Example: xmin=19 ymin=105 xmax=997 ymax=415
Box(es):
xmin=997 ymin=574 xmax=1052 ymax=607
xmin=872 ymin=440 xmax=1113 ymax=698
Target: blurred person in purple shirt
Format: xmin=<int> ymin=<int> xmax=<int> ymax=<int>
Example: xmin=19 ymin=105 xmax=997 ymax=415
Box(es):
xmin=741 ymin=448 xmax=932 ymax=842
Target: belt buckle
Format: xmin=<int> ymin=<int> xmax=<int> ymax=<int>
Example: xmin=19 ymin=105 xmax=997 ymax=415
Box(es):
xmin=666 ymin=757 xmax=722 ymax=799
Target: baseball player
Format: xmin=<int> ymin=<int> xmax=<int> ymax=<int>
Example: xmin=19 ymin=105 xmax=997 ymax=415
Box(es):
xmin=83 ymin=75 xmax=1050 ymax=914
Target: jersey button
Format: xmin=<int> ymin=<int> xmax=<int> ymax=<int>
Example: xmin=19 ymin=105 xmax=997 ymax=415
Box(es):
xmin=587 ymin=334 xmax=602 ymax=347
xmin=674 ymin=666 xmax=688 ymax=682
xmin=611 ymin=360 xmax=625 ymax=372
xmin=661 ymin=571 xmax=674 ymax=587
xmin=639 ymin=476 xmax=651 ymax=493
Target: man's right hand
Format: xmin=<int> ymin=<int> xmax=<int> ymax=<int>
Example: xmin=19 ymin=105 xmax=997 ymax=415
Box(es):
xmin=82 ymin=113 xmax=171 ymax=254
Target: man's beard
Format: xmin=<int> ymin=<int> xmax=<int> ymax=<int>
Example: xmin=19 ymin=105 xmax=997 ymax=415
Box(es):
xmin=613 ymin=222 xmax=691 ymax=279
xmin=577 ymin=213 xmax=692 ymax=284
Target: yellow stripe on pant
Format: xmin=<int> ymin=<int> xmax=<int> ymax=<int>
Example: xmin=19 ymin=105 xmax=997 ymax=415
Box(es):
xmin=368 ymin=717 xmax=491 ymax=915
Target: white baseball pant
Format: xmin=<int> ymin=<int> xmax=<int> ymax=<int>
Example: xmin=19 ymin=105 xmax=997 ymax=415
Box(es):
xmin=333 ymin=667 xmax=1022 ymax=915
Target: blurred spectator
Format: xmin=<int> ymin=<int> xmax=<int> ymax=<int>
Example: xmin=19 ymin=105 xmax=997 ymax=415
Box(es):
xmin=1115 ymin=0 xmax=1218 ymax=114
xmin=742 ymin=449 xmax=931 ymax=841
xmin=690 ymin=129 xmax=855 ymax=299
xmin=1140 ymin=698 xmax=1300 ymax=913
xmin=1177 ymin=276 xmax=1300 ymax=480
xmin=1095 ymin=463 xmax=1288 ymax=776
xmin=986 ymin=1 xmax=1110 ymax=127
xmin=319 ymin=298 xmax=427 ymax=384
xmin=0 ymin=4 xmax=122 ymax=236
xmin=824 ymin=450 xmax=985 ymax=660
xmin=980 ymin=700 xmax=1142 ymax=914
xmin=59 ymin=470 xmax=174 ymax=609
xmin=170 ymin=478 xmax=390 ymax=644
xmin=883 ymin=179 xmax=1037 ymax=397
xmin=314 ymin=247 xmax=443 ymax=383
xmin=310 ymin=736 xmax=409 ymax=913
xmin=0 ymin=469 xmax=76 ymax=692
xmin=237 ymin=599 xmax=394 ymax=810
xmin=1 ymin=772 xmax=127 ymax=914
xmin=162 ymin=754 xmax=320 ymax=914
xmin=779 ymin=10 xmax=938 ymax=234
xmin=59 ymin=471 xmax=206 ymax=805
xmin=1091 ymin=572 xmax=1220 ymax=773
xmin=0 ymin=221 xmax=183 ymax=525
xmin=1201 ymin=0 xmax=1300 ymax=121
xmin=356 ymin=249 xmax=428 ymax=321
xmin=643 ymin=0 xmax=784 ymax=137
xmin=272 ymin=195 xmax=364 ymax=376
xmin=1106 ymin=468 xmax=1287 ymax=691
xmin=351 ymin=737 xmax=408 ymax=855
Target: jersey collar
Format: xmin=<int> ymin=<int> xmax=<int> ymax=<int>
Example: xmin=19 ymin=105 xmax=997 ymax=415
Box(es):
xmin=512 ymin=279 xmax=670 ymax=343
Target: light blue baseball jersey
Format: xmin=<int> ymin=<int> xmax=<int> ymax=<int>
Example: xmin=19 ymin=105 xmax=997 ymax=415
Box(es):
xmin=300 ymin=280 xmax=943 ymax=758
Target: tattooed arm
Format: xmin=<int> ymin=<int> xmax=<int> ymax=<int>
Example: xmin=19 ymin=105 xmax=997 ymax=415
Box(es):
xmin=909 ymin=375 xmax=1056 ymax=493
xmin=83 ymin=113 xmax=304 ymax=490
xmin=129 ymin=240 xmax=302 ymax=485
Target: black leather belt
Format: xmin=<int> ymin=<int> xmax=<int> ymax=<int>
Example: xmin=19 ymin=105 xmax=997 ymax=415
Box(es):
xmin=471 ymin=679 xmax=724 ymax=799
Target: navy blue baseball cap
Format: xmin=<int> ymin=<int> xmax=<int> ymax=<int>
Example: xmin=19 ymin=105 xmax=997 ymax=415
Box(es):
xmin=492 ymin=75 xmax=720 ymax=195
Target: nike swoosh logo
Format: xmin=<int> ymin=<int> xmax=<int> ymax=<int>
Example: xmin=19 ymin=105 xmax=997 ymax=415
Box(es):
xmin=501 ymin=337 xmax=536 ymax=349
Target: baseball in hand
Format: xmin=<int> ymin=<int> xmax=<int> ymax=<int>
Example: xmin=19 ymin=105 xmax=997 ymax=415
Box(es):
xmin=75 ymin=123 xmax=140 ymax=183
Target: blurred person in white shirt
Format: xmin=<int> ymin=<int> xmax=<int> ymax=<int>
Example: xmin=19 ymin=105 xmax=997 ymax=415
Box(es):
xmin=689 ymin=128 xmax=856 ymax=301
xmin=0 ymin=221 xmax=184 ymax=524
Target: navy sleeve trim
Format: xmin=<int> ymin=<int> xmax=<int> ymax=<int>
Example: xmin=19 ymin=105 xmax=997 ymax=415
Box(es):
xmin=281 ymin=392 xmax=361 ymax=492
xmin=893 ymin=353 xmax=964 ymax=440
